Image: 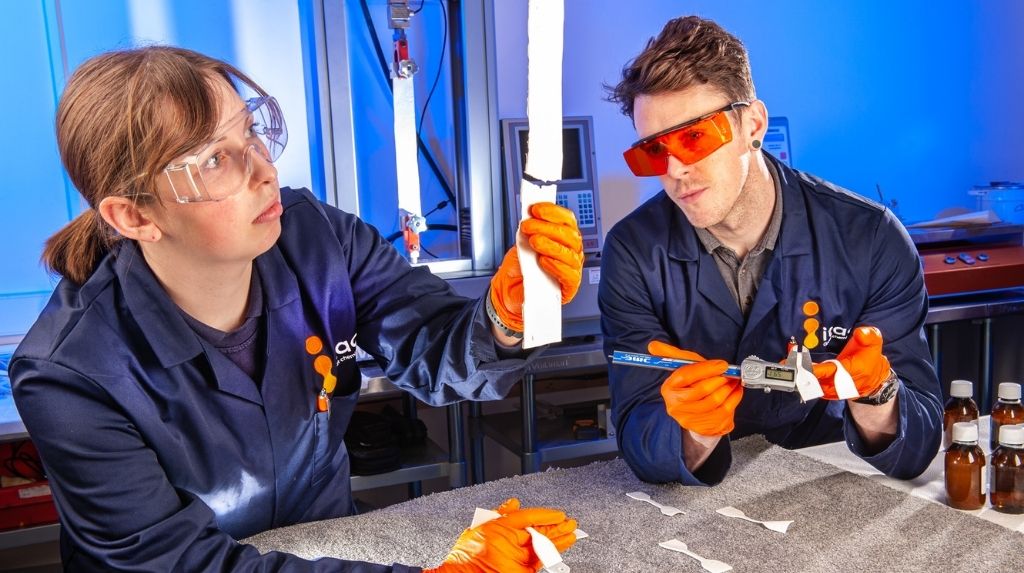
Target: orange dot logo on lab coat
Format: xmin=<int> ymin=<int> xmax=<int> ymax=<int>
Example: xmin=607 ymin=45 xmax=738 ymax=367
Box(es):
xmin=314 ymin=355 xmax=337 ymax=393
xmin=801 ymin=301 xmax=821 ymax=349
xmin=305 ymin=336 xmax=323 ymax=355
xmin=305 ymin=335 xmax=337 ymax=410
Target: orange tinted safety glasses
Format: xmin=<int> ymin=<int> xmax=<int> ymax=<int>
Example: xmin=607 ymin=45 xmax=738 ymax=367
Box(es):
xmin=623 ymin=101 xmax=750 ymax=176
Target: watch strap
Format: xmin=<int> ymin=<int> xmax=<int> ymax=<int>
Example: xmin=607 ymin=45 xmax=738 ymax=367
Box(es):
xmin=853 ymin=368 xmax=900 ymax=405
xmin=485 ymin=289 xmax=523 ymax=339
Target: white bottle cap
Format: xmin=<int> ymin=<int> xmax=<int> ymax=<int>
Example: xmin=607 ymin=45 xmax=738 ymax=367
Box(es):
xmin=997 ymin=382 xmax=1022 ymax=401
xmin=949 ymin=380 xmax=973 ymax=398
xmin=999 ymin=424 xmax=1024 ymax=447
xmin=951 ymin=421 xmax=978 ymax=444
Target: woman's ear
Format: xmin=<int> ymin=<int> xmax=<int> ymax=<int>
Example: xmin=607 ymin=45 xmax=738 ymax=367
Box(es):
xmin=97 ymin=196 xmax=162 ymax=243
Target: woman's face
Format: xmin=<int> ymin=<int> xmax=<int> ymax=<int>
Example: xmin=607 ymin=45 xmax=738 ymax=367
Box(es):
xmin=144 ymin=79 xmax=283 ymax=267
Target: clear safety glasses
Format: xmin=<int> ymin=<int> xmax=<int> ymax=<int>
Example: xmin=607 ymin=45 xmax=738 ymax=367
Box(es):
xmin=163 ymin=95 xmax=288 ymax=203
xmin=622 ymin=101 xmax=750 ymax=176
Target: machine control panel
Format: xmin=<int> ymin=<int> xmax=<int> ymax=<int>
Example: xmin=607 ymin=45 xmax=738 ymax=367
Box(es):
xmin=920 ymin=245 xmax=1024 ymax=295
xmin=942 ymin=252 xmax=991 ymax=265
xmin=911 ymin=224 xmax=1024 ymax=296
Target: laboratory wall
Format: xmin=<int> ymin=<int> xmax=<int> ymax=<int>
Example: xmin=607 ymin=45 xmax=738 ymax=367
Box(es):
xmin=493 ymin=0 xmax=1024 ymax=233
xmin=0 ymin=0 xmax=312 ymax=337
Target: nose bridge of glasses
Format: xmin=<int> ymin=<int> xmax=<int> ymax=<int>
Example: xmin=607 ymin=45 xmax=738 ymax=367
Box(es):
xmin=246 ymin=139 xmax=275 ymax=168
xmin=243 ymin=142 xmax=278 ymax=189
xmin=665 ymin=152 xmax=691 ymax=176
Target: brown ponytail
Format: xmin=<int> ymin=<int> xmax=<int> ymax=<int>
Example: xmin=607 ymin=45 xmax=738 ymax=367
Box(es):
xmin=42 ymin=209 xmax=116 ymax=286
xmin=40 ymin=46 xmax=268 ymax=285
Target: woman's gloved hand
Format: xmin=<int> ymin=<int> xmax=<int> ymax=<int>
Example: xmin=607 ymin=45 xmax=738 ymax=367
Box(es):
xmin=649 ymin=340 xmax=743 ymax=437
xmin=495 ymin=498 xmax=577 ymax=563
xmin=489 ymin=203 xmax=584 ymax=333
xmin=424 ymin=498 xmax=577 ymax=573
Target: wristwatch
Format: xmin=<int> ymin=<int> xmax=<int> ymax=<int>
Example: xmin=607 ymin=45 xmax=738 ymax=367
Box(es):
xmin=853 ymin=369 xmax=900 ymax=405
xmin=485 ymin=290 xmax=523 ymax=339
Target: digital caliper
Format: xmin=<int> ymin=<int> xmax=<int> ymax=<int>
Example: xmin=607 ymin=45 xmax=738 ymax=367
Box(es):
xmin=610 ymin=344 xmax=824 ymax=401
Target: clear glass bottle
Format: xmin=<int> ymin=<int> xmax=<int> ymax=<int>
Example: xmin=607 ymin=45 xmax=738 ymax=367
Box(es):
xmin=943 ymin=380 xmax=978 ymax=450
xmin=990 ymin=424 xmax=1024 ymax=514
xmin=991 ymin=382 xmax=1023 ymax=451
xmin=945 ymin=421 xmax=986 ymax=510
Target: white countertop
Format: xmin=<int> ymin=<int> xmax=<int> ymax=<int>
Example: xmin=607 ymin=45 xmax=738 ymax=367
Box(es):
xmin=797 ymin=415 xmax=1024 ymax=532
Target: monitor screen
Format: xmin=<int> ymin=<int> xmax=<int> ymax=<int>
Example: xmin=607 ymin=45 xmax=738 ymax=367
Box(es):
xmin=516 ymin=126 xmax=585 ymax=181
xmin=765 ymin=117 xmax=792 ymax=167
xmin=500 ymin=116 xmax=603 ymax=255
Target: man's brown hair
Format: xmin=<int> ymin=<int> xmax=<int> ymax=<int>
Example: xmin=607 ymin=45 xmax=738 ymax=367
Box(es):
xmin=43 ymin=46 xmax=266 ymax=284
xmin=607 ymin=16 xmax=756 ymax=119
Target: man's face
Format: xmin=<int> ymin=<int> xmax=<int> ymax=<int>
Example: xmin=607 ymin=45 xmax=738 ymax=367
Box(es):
xmin=632 ymin=85 xmax=753 ymax=229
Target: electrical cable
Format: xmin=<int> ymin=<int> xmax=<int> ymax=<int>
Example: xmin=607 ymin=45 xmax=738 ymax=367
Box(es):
xmin=384 ymin=198 xmax=449 ymax=242
xmin=1 ymin=441 xmax=46 ymax=481
xmin=386 ymin=223 xmax=458 ymax=244
xmin=423 ymin=199 xmax=449 ymax=218
xmin=416 ymin=1 xmax=447 ymax=141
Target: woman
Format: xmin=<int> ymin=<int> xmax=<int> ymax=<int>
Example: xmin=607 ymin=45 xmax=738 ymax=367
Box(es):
xmin=11 ymin=46 xmax=580 ymax=572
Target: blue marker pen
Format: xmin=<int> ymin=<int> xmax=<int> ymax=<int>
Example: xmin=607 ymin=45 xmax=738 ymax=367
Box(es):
xmin=610 ymin=350 xmax=743 ymax=378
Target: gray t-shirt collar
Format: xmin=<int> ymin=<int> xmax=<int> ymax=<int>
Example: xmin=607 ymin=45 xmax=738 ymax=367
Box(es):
xmin=694 ymin=159 xmax=784 ymax=258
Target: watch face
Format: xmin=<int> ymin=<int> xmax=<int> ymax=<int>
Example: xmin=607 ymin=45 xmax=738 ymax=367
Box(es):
xmin=878 ymin=378 xmax=900 ymax=402
xmin=856 ymin=373 xmax=899 ymax=405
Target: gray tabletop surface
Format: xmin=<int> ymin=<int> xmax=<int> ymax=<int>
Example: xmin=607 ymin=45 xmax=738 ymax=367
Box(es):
xmin=245 ymin=436 xmax=1023 ymax=572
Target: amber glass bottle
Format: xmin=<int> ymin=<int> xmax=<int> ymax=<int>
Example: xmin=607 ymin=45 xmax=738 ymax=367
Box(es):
xmin=990 ymin=424 xmax=1024 ymax=514
xmin=945 ymin=422 xmax=986 ymax=510
xmin=943 ymin=380 xmax=978 ymax=450
xmin=991 ymin=383 xmax=1023 ymax=451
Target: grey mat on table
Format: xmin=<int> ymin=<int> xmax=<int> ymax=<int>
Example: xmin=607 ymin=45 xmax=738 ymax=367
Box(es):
xmin=244 ymin=436 xmax=1023 ymax=572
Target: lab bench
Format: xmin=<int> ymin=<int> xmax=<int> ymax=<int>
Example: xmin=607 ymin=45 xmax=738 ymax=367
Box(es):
xmin=243 ymin=434 xmax=1024 ymax=571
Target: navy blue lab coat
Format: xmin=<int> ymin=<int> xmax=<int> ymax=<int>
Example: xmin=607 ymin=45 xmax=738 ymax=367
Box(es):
xmin=11 ymin=188 xmax=530 ymax=572
xmin=599 ymin=155 xmax=942 ymax=486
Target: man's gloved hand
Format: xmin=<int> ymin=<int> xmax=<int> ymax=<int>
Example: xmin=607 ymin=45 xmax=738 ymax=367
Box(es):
xmin=812 ymin=326 xmax=891 ymax=400
xmin=490 ymin=203 xmax=584 ymax=333
xmin=649 ymin=340 xmax=743 ymax=437
xmin=425 ymin=497 xmax=576 ymax=573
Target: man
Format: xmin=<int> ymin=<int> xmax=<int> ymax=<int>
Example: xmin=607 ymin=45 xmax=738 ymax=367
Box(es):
xmin=599 ymin=16 xmax=941 ymax=486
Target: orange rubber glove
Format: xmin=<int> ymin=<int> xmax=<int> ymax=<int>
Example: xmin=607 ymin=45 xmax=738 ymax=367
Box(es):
xmin=424 ymin=498 xmax=577 ymax=573
xmin=495 ymin=497 xmax=577 ymax=570
xmin=811 ymin=326 xmax=891 ymax=400
xmin=490 ymin=203 xmax=584 ymax=332
xmin=649 ymin=340 xmax=743 ymax=437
